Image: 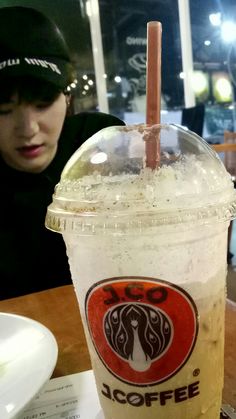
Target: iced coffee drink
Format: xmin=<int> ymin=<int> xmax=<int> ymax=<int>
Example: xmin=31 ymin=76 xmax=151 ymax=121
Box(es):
xmin=46 ymin=124 xmax=236 ymax=418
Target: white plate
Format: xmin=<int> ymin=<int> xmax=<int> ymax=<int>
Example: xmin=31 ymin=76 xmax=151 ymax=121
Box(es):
xmin=0 ymin=312 xmax=58 ymax=419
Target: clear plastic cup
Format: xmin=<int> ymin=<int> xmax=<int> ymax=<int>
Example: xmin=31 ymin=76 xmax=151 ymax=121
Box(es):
xmin=46 ymin=124 xmax=236 ymax=418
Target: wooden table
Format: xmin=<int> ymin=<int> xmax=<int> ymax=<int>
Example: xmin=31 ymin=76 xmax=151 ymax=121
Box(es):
xmin=0 ymin=285 xmax=235 ymax=407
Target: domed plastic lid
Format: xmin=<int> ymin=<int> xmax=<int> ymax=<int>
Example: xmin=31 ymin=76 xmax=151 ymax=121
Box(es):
xmin=46 ymin=124 xmax=236 ymax=235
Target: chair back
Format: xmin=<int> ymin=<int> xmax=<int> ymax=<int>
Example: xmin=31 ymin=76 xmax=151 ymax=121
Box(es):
xmin=211 ymin=131 xmax=236 ymax=179
xmin=181 ymin=104 xmax=205 ymax=136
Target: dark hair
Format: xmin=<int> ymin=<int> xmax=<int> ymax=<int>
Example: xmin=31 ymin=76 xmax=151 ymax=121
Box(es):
xmin=0 ymin=76 xmax=65 ymax=105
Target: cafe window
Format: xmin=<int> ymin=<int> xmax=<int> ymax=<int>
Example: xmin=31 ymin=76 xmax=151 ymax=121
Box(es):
xmin=188 ymin=0 xmax=236 ymax=141
xmin=3 ymin=0 xmax=236 ymax=134
xmin=98 ymin=0 xmax=183 ymax=123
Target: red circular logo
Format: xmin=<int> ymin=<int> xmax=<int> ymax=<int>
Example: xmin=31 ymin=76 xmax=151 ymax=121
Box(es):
xmin=85 ymin=277 xmax=198 ymax=386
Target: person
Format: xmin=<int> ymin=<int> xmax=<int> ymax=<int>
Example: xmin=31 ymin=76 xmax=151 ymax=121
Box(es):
xmin=0 ymin=6 xmax=125 ymax=300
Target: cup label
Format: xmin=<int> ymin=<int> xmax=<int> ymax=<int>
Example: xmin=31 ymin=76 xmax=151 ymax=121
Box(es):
xmin=85 ymin=277 xmax=198 ymax=386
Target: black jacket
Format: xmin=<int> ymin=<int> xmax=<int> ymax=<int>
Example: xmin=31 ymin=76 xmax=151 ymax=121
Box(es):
xmin=0 ymin=111 xmax=124 ymax=299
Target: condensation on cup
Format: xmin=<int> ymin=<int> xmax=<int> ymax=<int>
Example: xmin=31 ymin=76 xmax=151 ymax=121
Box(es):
xmin=46 ymin=124 xmax=236 ymax=419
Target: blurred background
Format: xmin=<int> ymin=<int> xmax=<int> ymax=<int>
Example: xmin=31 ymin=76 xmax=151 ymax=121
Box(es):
xmin=2 ymin=0 xmax=236 ymax=143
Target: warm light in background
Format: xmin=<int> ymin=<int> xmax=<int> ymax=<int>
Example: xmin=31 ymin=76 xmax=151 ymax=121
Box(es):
xmin=212 ymin=72 xmax=233 ymax=102
xmin=215 ymin=78 xmax=232 ymax=101
xmin=209 ymin=12 xmax=221 ymax=26
xmin=114 ymin=75 xmax=121 ymax=83
xmin=192 ymin=71 xmax=208 ymax=96
xmin=221 ymin=21 xmax=236 ymax=43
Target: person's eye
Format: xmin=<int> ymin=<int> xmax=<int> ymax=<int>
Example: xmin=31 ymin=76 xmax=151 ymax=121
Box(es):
xmin=35 ymin=100 xmax=54 ymax=109
xmin=0 ymin=100 xmax=15 ymax=114
xmin=0 ymin=107 xmax=13 ymax=115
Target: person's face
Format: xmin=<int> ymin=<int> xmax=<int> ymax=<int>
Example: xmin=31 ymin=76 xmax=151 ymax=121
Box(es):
xmin=0 ymin=92 xmax=67 ymax=173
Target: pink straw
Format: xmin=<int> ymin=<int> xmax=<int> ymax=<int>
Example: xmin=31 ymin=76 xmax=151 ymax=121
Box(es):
xmin=145 ymin=21 xmax=162 ymax=169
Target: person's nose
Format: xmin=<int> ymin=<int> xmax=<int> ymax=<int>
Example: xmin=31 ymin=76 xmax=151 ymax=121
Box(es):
xmin=14 ymin=106 xmax=40 ymax=139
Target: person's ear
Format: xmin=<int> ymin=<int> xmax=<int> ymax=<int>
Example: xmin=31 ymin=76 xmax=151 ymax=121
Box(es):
xmin=65 ymin=94 xmax=74 ymax=116
xmin=65 ymin=94 xmax=71 ymax=107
